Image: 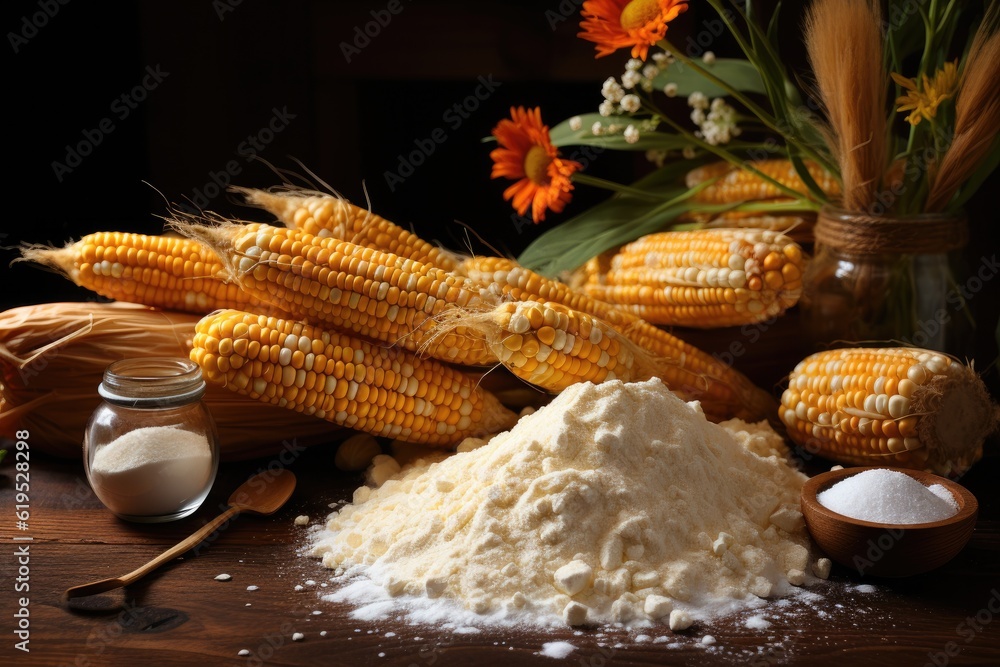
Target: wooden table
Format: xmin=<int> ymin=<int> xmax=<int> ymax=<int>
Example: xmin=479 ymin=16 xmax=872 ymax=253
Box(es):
xmin=2 ymin=438 xmax=999 ymax=667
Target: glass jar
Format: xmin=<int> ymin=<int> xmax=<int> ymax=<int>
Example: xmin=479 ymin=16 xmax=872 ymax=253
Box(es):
xmin=800 ymin=206 xmax=971 ymax=355
xmin=84 ymin=358 xmax=219 ymax=523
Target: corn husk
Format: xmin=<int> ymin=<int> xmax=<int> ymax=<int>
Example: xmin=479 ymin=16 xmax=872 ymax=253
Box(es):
xmin=0 ymin=302 xmax=341 ymax=460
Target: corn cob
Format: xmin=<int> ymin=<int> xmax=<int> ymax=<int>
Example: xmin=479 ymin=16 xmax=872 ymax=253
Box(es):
xmin=570 ymin=252 xmax=614 ymax=290
xmin=780 ymin=347 xmax=998 ymax=476
xmin=235 ymin=187 xmax=461 ymax=272
xmin=18 ymin=232 xmax=276 ymax=315
xmin=464 ymin=300 xmax=638 ymax=392
xmin=0 ymin=302 xmax=339 ymax=460
xmin=191 ymin=310 xmax=516 ymax=446
xmin=685 ymin=159 xmax=840 ymax=203
xmin=176 ymin=221 xmax=495 ymax=365
xmin=700 ymin=214 xmax=815 ymax=244
xmin=580 ymin=229 xmax=804 ymax=328
xmin=458 ymin=256 xmax=778 ymax=422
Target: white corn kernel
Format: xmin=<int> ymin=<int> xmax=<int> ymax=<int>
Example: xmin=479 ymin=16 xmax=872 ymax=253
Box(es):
xmin=335 ymin=433 xmax=381 ymax=472
xmin=669 ymin=609 xmax=693 ymax=631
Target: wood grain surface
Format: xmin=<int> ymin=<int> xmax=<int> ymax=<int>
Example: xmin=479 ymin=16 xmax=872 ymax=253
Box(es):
xmin=1 ymin=435 xmax=998 ymax=667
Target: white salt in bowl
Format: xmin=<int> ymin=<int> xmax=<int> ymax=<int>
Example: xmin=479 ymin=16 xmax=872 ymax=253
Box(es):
xmin=800 ymin=466 xmax=977 ymax=577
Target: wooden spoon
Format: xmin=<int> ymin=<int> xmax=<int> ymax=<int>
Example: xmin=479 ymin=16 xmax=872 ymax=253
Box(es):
xmin=65 ymin=468 xmax=296 ymax=599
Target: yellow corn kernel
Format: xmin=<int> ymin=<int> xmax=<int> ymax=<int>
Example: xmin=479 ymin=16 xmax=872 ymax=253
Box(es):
xmin=236 ymin=188 xmax=460 ymax=272
xmin=779 ymin=347 xmax=997 ymax=476
xmin=178 ymin=221 xmax=495 ymax=366
xmin=686 ymin=159 xmax=840 ymax=204
xmin=19 ymin=232 xmax=276 ymax=315
xmin=191 ymin=310 xmax=516 ymax=446
xmin=462 ymin=255 xmax=776 ymax=422
xmin=580 ymin=228 xmax=804 ymax=328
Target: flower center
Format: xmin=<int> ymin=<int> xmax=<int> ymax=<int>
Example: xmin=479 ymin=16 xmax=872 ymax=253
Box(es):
xmin=620 ymin=0 xmax=660 ymax=31
xmin=524 ymin=145 xmax=552 ymax=185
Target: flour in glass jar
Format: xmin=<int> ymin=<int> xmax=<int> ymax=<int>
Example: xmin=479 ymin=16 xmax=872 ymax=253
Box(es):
xmin=89 ymin=425 xmax=213 ymax=517
xmin=309 ymin=378 xmax=826 ymax=629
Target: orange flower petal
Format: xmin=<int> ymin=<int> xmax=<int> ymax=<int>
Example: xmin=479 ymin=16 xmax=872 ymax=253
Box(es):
xmin=578 ymin=0 xmax=688 ymax=61
xmin=489 ymin=106 xmax=583 ymax=224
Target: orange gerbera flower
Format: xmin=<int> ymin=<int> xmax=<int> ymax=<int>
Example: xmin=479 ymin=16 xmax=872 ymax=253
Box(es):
xmin=579 ymin=0 xmax=688 ymax=60
xmin=490 ymin=107 xmax=582 ymax=223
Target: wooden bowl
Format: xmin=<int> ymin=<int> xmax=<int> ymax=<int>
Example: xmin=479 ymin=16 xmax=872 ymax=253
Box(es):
xmin=800 ymin=466 xmax=978 ymax=577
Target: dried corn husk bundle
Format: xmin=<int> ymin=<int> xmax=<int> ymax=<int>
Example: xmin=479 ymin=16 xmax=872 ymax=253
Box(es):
xmin=0 ymin=302 xmax=340 ymax=460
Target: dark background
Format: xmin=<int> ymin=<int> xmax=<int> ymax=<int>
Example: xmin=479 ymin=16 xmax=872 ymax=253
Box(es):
xmin=3 ymin=0 xmax=999 ymax=393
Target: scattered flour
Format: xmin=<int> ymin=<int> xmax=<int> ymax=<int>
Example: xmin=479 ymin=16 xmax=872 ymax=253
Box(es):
xmin=817 ymin=469 xmax=959 ymax=524
xmin=744 ymin=614 xmax=772 ymax=630
xmin=310 ymin=379 xmax=818 ymax=629
xmin=540 ymin=641 xmax=577 ymax=658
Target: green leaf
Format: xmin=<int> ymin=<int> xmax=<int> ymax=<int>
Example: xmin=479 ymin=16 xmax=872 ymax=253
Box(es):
xmin=767 ymin=1 xmax=783 ymax=44
xmin=518 ymin=197 xmax=695 ymax=277
xmin=0 ymin=449 xmax=6 ymax=465
xmin=651 ymin=58 xmax=766 ymax=98
xmin=517 ymin=159 xmax=707 ymax=276
xmin=788 ymin=151 xmax=828 ymax=202
xmin=549 ymin=114 xmax=697 ymax=151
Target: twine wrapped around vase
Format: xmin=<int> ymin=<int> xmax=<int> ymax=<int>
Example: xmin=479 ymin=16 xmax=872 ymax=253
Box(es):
xmin=814 ymin=208 xmax=968 ymax=256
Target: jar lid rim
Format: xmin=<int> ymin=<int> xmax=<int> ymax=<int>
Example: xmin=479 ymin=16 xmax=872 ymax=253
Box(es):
xmin=100 ymin=357 xmax=205 ymax=406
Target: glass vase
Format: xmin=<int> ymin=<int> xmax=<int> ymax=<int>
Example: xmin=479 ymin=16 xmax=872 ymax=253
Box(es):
xmin=800 ymin=206 xmax=972 ymax=355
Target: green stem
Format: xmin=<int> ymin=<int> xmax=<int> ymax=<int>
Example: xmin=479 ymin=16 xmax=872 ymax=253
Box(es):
xmin=653 ymin=109 xmax=822 ymax=209
xmin=917 ymin=0 xmax=937 ymax=82
xmin=659 ymin=39 xmax=840 ymax=179
xmin=570 ymin=172 xmax=670 ymax=201
xmin=699 ymin=200 xmax=820 ymax=215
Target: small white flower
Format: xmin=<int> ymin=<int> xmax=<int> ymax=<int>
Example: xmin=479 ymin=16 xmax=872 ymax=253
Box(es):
xmin=621 ymin=70 xmax=642 ymax=90
xmin=626 ymin=58 xmax=644 ymax=71
xmin=607 ymin=123 xmax=623 ymax=134
xmin=652 ymin=52 xmax=672 ymax=68
xmin=688 ymin=92 xmax=709 ymax=110
xmin=683 ymin=146 xmax=698 ymax=159
xmin=620 ymin=94 xmax=641 ymax=113
xmin=698 ymin=98 xmax=741 ymax=145
xmin=591 ymin=121 xmax=605 ymax=136
xmin=623 ymin=125 xmax=640 ymax=144
xmin=645 ymin=148 xmax=667 ymax=167
xmin=664 ymin=83 xmax=678 ymax=97
xmin=602 ymin=77 xmax=624 ymax=102
xmin=569 ymin=116 xmax=582 ymax=131
xmin=690 ymin=108 xmax=706 ymax=125
xmin=702 ymin=51 xmax=716 ymax=65
xmin=642 ymin=64 xmax=659 ymax=81
xmin=599 ymin=100 xmax=617 ymax=117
